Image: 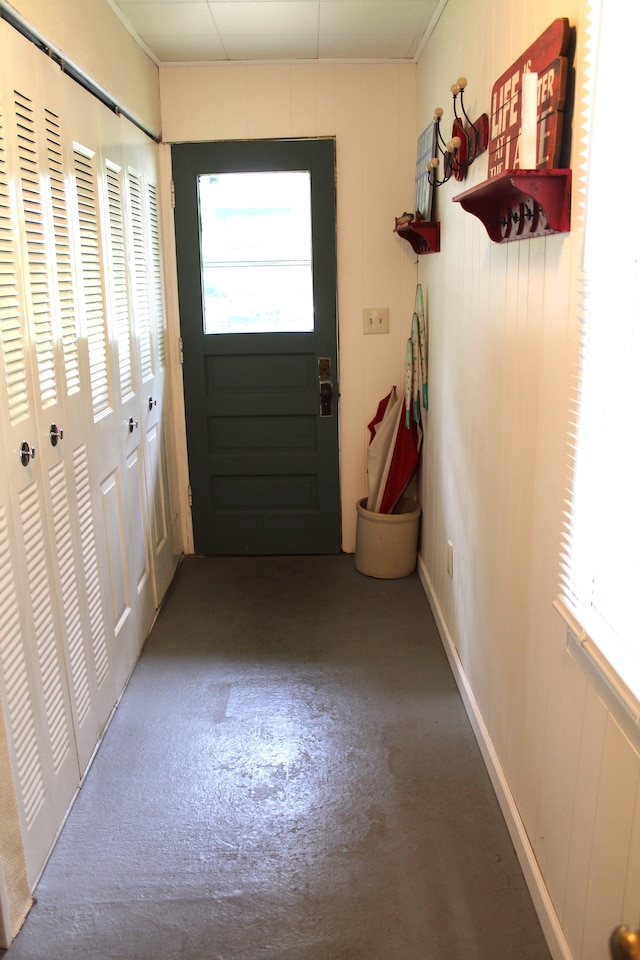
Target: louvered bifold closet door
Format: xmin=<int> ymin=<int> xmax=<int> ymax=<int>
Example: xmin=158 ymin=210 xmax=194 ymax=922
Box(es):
xmin=0 ymin=19 xmax=180 ymax=906
xmin=32 ymin=53 xmax=118 ymax=768
xmin=0 ymin=30 xmax=79 ymax=886
xmin=68 ymin=100 xmax=155 ymax=695
xmin=126 ymin=157 xmax=174 ymax=605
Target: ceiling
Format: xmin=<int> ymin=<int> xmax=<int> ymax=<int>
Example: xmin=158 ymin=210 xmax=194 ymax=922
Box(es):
xmin=107 ymin=0 xmax=445 ymax=64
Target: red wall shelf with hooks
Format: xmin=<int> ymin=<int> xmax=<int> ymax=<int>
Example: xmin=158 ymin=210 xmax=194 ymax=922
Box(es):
xmin=394 ymin=216 xmax=441 ymax=254
xmin=452 ymin=169 xmax=571 ymax=243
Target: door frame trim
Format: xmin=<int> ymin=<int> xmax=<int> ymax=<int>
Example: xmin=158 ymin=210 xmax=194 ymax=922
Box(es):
xmin=159 ymin=138 xmax=342 ymax=556
xmin=159 ymin=142 xmax=194 ymax=554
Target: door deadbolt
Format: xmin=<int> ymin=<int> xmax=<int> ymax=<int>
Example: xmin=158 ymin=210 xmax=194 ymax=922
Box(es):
xmin=318 ymin=357 xmax=331 ymax=379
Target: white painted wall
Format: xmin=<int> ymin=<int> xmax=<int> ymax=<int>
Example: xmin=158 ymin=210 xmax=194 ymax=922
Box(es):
xmin=416 ymin=0 xmax=640 ymax=958
xmin=3 ymin=0 xmax=160 ymax=136
xmin=159 ymin=62 xmax=419 ymax=552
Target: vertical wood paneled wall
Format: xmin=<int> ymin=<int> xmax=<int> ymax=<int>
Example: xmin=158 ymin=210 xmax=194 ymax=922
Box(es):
xmin=0 ymin=19 xmax=180 ymax=944
xmin=159 ymin=62 xmax=419 ymax=552
xmin=416 ymin=1 xmax=640 ymax=958
xmin=6 ymin=0 xmax=161 ymax=139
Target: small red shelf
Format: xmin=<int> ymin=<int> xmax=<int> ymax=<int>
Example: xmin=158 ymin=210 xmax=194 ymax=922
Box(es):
xmin=394 ymin=216 xmax=441 ymax=254
xmin=452 ymin=169 xmax=571 ymax=242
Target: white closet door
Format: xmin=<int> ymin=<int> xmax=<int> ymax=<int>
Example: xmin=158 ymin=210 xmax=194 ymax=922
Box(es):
xmin=38 ymin=58 xmax=118 ymax=749
xmin=23 ymin=48 xmax=117 ymax=773
xmin=69 ymin=94 xmax=155 ymax=694
xmin=125 ymin=144 xmax=174 ymax=605
xmin=0 ymin=49 xmax=79 ymax=885
xmin=0 ymin=18 xmax=180 ymax=908
xmin=145 ymin=176 xmax=175 ymax=601
xmin=5 ymin=35 xmax=119 ymax=777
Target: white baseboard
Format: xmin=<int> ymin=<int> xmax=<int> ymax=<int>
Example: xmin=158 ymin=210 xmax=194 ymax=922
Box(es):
xmin=416 ymin=555 xmax=573 ymax=960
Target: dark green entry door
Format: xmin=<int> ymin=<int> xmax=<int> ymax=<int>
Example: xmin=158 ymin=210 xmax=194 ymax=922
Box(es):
xmin=172 ymin=139 xmax=340 ymax=555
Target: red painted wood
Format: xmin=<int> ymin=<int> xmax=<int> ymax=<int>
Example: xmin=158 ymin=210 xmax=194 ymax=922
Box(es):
xmin=452 ymin=169 xmax=571 ymax=243
xmin=449 ymin=114 xmax=489 ymax=181
xmin=488 ymin=18 xmax=570 ymax=178
xmin=394 ymin=216 xmax=441 ymax=254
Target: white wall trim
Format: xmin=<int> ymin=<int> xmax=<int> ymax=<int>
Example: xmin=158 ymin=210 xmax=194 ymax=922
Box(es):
xmin=416 ymin=554 xmax=574 ymax=960
xmin=158 ymin=142 xmax=194 ymax=555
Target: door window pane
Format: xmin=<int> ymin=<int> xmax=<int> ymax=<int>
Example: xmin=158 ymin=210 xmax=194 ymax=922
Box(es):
xmin=198 ymin=171 xmax=314 ymax=334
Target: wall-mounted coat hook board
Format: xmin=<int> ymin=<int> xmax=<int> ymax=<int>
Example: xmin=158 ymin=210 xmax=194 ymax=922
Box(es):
xmin=452 ymin=169 xmax=571 ymax=242
xmin=426 ymin=78 xmax=488 ymax=186
xmin=453 ymin=18 xmax=573 ymax=242
xmin=393 ymin=214 xmax=441 ymax=254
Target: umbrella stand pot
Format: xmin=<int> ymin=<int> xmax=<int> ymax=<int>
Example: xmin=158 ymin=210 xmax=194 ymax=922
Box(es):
xmin=354 ymin=498 xmax=421 ymax=579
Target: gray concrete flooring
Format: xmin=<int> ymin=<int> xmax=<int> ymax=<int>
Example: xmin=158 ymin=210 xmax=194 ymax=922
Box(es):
xmin=2 ymin=556 xmax=551 ymax=959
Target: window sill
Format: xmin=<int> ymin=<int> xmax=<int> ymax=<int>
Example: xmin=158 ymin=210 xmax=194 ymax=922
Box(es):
xmin=554 ymin=597 xmax=640 ymax=748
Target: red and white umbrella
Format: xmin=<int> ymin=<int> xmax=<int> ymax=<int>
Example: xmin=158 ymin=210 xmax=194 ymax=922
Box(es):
xmin=365 ymin=285 xmax=428 ymax=514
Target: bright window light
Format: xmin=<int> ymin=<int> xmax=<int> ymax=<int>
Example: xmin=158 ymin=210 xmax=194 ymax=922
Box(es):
xmin=560 ymin=0 xmax=640 ymax=707
xmin=198 ymin=170 xmax=314 ymax=335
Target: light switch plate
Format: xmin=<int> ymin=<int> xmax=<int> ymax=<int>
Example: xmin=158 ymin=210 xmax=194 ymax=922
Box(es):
xmin=363 ymin=307 xmax=389 ymax=334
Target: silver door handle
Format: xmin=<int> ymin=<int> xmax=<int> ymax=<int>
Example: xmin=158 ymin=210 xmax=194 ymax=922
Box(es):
xmin=19 ymin=441 xmax=36 ymax=466
xmin=49 ymin=424 xmax=64 ymax=446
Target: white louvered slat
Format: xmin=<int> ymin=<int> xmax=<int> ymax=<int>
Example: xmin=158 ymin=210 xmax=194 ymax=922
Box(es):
xmin=105 ymin=162 xmax=134 ymax=400
xmin=45 ymin=108 xmax=80 ymax=398
xmin=0 ymin=97 xmax=29 ymax=426
xmin=73 ymin=146 xmax=110 ymax=419
xmin=14 ymin=90 xmax=56 ymax=410
xmin=0 ymin=507 xmax=46 ymax=829
xmin=19 ymin=483 xmax=72 ymax=774
xmin=73 ymin=444 xmax=109 ymax=687
xmin=147 ymin=183 xmax=166 ymax=367
xmin=128 ymin=169 xmax=153 ymax=382
xmin=48 ymin=461 xmax=91 ymax=727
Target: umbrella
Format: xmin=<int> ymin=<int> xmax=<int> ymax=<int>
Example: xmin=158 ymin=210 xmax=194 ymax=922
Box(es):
xmin=365 ymin=285 xmax=428 ymax=514
xmin=366 ymin=387 xmax=400 ymax=511
xmin=415 ymin=283 xmax=428 ymax=411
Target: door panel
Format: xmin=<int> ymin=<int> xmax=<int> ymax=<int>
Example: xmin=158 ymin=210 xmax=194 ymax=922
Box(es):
xmin=0 ymin=51 xmax=79 ymax=883
xmin=11 ymin=62 xmax=103 ymax=768
xmin=70 ymin=100 xmax=152 ymax=687
xmin=126 ymin=446 xmax=151 ymax=599
xmin=70 ymin=443 xmax=110 ymax=689
xmin=145 ymin=421 xmax=169 ymax=556
xmin=100 ymin=469 xmax=131 ymax=635
xmin=172 ymin=138 xmax=340 ymax=556
xmin=139 ymin=175 xmax=173 ymax=603
xmin=122 ymin=137 xmax=173 ymax=604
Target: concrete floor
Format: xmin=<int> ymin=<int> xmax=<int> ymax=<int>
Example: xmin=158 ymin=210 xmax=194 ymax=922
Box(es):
xmin=2 ymin=556 xmax=551 ymax=959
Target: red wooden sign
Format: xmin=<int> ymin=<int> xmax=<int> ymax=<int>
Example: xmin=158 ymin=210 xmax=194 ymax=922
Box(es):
xmin=488 ymin=18 xmax=570 ymax=178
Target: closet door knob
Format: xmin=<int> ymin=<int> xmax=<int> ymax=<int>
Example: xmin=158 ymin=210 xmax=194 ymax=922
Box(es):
xmin=128 ymin=417 xmax=139 ymax=433
xmin=148 ymin=396 xmax=157 ymax=411
xmin=49 ymin=424 xmax=64 ymax=446
xmin=19 ymin=441 xmax=36 ymax=466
